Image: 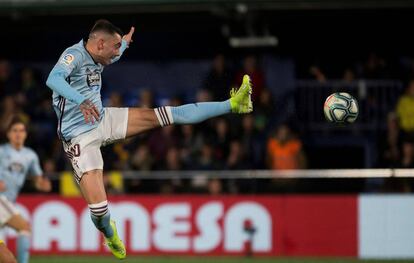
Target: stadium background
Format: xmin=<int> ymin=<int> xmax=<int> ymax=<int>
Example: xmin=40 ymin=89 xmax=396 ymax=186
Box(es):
xmin=2 ymin=0 xmax=414 ymax=262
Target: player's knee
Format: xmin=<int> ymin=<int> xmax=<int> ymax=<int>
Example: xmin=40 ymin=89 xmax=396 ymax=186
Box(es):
xmin=19 ymin=221 xmax=31 ymax=233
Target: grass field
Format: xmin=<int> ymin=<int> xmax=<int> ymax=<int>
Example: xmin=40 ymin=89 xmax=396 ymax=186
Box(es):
xmin=30 ymin=256 xmax=414 ymax=263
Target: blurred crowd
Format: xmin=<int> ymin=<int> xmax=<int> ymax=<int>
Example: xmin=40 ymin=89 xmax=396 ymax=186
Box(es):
xmin=2 ymin=51 xmax=414 ymax=194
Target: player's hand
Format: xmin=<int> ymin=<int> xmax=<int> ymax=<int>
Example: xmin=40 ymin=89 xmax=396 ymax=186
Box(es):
xmin=80 ymin=99 xmax=100 ymax=124
xmin=0 ymin=180 xmax=6 ymax=192
xmin=35 ymin=177 xmax=52 ymax=192
xmin=40 ymin=178 xmax=52 ymax=192
xmin=123 ymin=26 xmax=135 ymax=46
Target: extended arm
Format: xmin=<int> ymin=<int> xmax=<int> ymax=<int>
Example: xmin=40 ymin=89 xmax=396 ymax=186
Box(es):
xmin=111 ymin=27 xmax=135 ymax=64
xmin=110 ymin=39 xmax=128 ymax=64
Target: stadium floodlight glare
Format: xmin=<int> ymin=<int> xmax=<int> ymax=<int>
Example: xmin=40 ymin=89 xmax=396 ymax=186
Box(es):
xmin=229 ymin=35 xmax=278 ymax=48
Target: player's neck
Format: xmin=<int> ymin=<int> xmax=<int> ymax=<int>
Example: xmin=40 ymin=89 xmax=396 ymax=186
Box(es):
xmin=85 ymin=41 xmax=100 ymax=64
xmin=9 ymin=143 xmax=23 ymax=150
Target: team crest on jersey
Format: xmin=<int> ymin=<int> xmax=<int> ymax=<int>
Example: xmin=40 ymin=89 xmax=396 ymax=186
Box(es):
xmin=8 ymin=162 xmax=24 ymax=173
xmin=61 ymin=54 xmax=75 ymax=66
xmin=86 ymin=68 xmax=101 ymax=87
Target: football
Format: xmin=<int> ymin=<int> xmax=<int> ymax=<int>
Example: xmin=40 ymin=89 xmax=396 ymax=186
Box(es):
xmin=323 ymin=92 xmax=358 ymax=123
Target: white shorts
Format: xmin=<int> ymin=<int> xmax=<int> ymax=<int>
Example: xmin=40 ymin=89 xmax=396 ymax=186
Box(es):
xmin=0 ymin=196 xmax=19 ymax=226
xmin=63 ymin=107 xmax=129 ymax=183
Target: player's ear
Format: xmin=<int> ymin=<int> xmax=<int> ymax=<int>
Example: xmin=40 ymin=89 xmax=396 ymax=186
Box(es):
xmin=97 ymin=38 xmax=105 ymax=50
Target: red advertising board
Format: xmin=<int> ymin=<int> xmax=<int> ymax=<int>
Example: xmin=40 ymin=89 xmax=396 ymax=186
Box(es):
xmin=4 ymin=195 xmax=357 ymax=256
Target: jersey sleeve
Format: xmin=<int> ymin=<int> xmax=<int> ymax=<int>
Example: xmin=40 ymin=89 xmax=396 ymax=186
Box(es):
xmin=46 ymin=48 xmax=86 ymax=105
xmin=110 ymin=39 xmax=128 ymax=64
xmin=28 ymin=151 xmax=43 ymax=177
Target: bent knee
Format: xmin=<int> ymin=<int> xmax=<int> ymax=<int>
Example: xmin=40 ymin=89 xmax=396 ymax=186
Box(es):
xmin=19 ymin=222 xmax=31 ymax=233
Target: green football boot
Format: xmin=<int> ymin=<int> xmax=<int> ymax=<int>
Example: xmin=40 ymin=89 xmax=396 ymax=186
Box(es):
xmin=105 ymin=220 xmax=126 ymax=260
xmin=230 ymin=74 xmax=253 ymax=114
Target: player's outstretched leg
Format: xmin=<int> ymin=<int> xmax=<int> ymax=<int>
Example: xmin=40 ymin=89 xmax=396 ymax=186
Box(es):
xmin=154 ymin=74 xmax=253 ymax=126
xmin=126 ymin=74 xmax=253 ymax=137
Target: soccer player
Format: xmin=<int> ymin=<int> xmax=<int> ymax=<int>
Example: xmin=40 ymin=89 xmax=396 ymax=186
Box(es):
xmin=0 ymin=118 xmax=52 ymax=263
xmin=46 ymin=19 xmax=252 ymax=259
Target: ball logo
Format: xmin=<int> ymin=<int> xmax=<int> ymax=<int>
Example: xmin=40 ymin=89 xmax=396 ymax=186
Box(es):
xmin=61 ymin=54 xmax=74 ymax=66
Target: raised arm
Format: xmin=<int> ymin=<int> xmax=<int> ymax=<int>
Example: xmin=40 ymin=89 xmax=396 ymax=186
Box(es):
xmin=111 ymin=26 xmax=134 ymax=64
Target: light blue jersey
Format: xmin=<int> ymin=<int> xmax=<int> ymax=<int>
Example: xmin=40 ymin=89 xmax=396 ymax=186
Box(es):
xmin=46 ymin=39 xmax=127 ymax=141
xmin=0 ymin=144 xmax=42 ymax=202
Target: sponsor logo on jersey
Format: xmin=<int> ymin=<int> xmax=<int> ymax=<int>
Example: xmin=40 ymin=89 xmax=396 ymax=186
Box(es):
xmin=61 ymin=54 xmax=75 ymax=66
xmin=86 ymin=68 xmax=101 ymax=87
xmin=9 ymin=162 xmax=24 ymax=173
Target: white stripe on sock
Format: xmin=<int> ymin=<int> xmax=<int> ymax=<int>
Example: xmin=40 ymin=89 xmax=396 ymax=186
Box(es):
xmin=154 ymin=108 xmax=166 ymax=127
xmin=164 ymin=106 xmax=174 ymax=125
xmin=89 ymin=200 xmax=108 ymax=208
xmin=93 ymin=210 xmax=108 ymax=216
xmin=160 ymin=107 xmax=170 ymax=125
xmin=89 ymin=201 xmax=109 ymax=217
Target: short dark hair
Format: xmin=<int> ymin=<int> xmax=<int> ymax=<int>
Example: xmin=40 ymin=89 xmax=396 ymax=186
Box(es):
xmin=89 ymin=19 xmax=123 ymax=38
xmin=7 ymin=116 xmax=26 ymax=131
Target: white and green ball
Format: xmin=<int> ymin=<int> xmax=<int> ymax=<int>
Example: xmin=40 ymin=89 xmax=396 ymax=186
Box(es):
xmin=323 ymin=92 xmax=358 ymax=123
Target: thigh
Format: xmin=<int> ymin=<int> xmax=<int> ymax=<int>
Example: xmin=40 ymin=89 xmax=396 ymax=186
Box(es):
xmin=101 ymin=107 xmax=129 ymax=145
xmin=79 ymin=169 xmax=107 ymax=204
xmin=0 ymin=242 xmax=17 ymax=263
xmin=5 ymin=214 xmax=30 ymax=232
xmin=63 ymin=134 xmax=104 ymax=184
xmin=126 ymin=108 xmax=160 ymax=138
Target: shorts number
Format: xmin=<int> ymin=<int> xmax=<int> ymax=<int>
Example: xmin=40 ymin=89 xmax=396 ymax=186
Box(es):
xmin=68 ymin=144 xmax=81 ymax=157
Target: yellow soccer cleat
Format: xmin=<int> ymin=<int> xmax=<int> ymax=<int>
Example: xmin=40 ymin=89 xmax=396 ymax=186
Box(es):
xmin=105 ymin=220 xmax=126 ymax=260
xmin=230 ymin=74 xmax=253 ymax=114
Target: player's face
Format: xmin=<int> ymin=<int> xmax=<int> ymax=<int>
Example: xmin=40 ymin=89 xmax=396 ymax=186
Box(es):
xmin=100 ymin=33 xmax=122 ymax=65
xmin=7 ymin=123 xmax=27 ymax=147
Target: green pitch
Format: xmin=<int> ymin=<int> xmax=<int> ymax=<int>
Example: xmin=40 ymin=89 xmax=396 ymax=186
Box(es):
xmin=30 ymin=256 xmax=414 ymax=263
